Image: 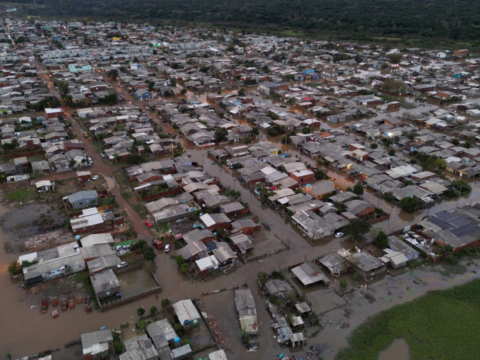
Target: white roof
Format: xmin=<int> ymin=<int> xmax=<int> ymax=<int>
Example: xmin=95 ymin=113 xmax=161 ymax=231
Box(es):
xmin=19 ymin=252 xmax=38 ymax=264
xmin=200 ymin=214 xmax=215 ymax=228
xmin=195 ymin=255 xmax=220 ymax=271
xmin=45 ymin=107 xmax=63 ymax=114
xmin=260 ymin=166 xmax=276 ymax=175
xmin=292 ymin=169 xmax=314 ymax=177
xmin=35 ymin=180 xmax=52 ymax=188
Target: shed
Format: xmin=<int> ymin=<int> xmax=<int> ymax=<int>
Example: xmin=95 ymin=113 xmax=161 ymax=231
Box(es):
xmin=172 ymin=299 xmax=201 ymax=327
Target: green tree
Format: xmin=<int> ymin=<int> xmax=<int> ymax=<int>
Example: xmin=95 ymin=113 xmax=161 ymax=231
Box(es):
xmin=133 ymin=56 xmax=139 ymax=63
xmin=387 ymin=53 xmax=403 ymax=64
xmin=400 ymin=197 xmax=417 ymax=213
xmin=63 ymin=94 xmax=73 ymax=107
xmin=101 ymin=196 xmax=116 ymax=207
xmin=150 ymin=305 xmax=157 ymax=315
xmin=57 ymin=81 xmax=70 ymax=97
xmin=126 ymin=154 xmax=146 ymax=164
xmin=302 ymin=127 xmax=310 ymax=134
xmin=371 ymin=143 xmax=378 ymax=149
xmin=137 ymin=307 xmax=146 ymax=317
xmin=314 ymin=169 xmax=325 ymax=179
xmin=214 ymin=127 xmax=228 ymax=142
xmin=238 ymin=88 xmax=246 ymax=96
xmin=7 ymin=262 xmax=21 ymax=275
xmin=343 ymin=219 xmax=372 ymax=240
xmin=463 ymin=141 xmax=471 ymax=149
xmin=375 ymin=231 xmax=389 ymax=247
xmin=135 ymin=319 xmax=149 ymax=333
xmin=161 ymin=298 xmax=171 ymax=308
xmin=107 ymin=69 xmax=119 ymax=79
xmin=353 ymin=184 xmax=364 ymax=195
xmin=388 ymin=148 xmax=395 ymax=156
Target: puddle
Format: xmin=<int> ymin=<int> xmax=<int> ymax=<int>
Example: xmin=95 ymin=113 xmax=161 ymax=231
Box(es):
xmin=377 ymin=338 xmax=410 ymax=360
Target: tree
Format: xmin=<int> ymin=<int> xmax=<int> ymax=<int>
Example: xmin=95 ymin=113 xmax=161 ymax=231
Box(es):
xmin=126 ymin=154 xmax=146 ymax=165
xmin=353 ymin=184 xmax=364 ymax=195
xmin=371 ymin=143 xmax=378 ymax=149
xmin=135 ymin=319 xmax=149 ymax=333
xmin=388 ymin=148 xmax=395 ymax=156
xmin=343 ymin=219 xmax=372 ymax=240
xmin=137 ymin=307 xmax=145 ymax=317
xmin=452 ymin=139 xmax=459 ymax=145
xmin=287 ymin=97 xmax=296 ymax=105
xmin=302 ymin=127 xmax=310 ymax=134
xmin=161 ymin=298 xmax=171 ymax=308
xmin=101 ymin=196 xmax=116 ymax=207
xmin=463 ymin=141 xmax=471 ymax=149
xmin=150 ymin=305 xmax=157 ymax=315
xmin=107 ymin=69 xmax=118 ymax=79
xmin=238 ymin=88 xmax=246 ymax=96
xmin=180 ymin=88 xmax=187 ymax=95
xmin=63 ymin=94 xmax=73 ymax=107
xmin=133 ymin=56 xmax=139 ymax=63
xmin=314 ymin=169 xmax=325 ymax=179
xmin=252 ymin=127 xmax=259 ymax=136
xmin=214 ymin=127 xmax=228 ymax=143
xmin=387 ymin=53 xmax=403 ymax=64
xmin=7 ymin=262 xmax=21 ymax=275
xmin=113 ymin=332 xmax=124 ymax=354
xmin=400 ymin=197 xmax=417 ymax=213
xmin=57 ymin=81 xmax=70 ymax=97
xmin=375 ymin=231 xmax=389 ymax=247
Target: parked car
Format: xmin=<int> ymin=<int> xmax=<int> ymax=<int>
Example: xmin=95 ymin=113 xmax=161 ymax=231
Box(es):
xmin=335 ymin=232 xmax=344 ymax=238
xmin=117 ymin=261 xmax=128 ymax=269
xmin=145 ymin=221 xmax=154 ymax=227
xmin=99 ymin=193 xmax=107 ymax=198
xmin=164 ymin=244 xmax=170 ymax=253
xmin=92 ymin=175 xmax=99 ymax=180
xmin=153 ymin=240 xmax=164 ymax=249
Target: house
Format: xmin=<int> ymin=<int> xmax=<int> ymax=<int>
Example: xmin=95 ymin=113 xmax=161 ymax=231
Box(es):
xmin=176 ymin=241 xmax=208 ymax=261
xmin=212 ymin=243 xmax=238 ymax=265
xmin=81 ymin=329 xmax=113 ymax=360
xmin=172 ymin=299 xmax=201 ymax=327
xmin=290 ymin=169 xmax=315 ymax=186
xmin=230 ymin=219 xmax=261 ymax=235
xmin=418 ymin=207 xmax=480 ymax=253
xmin=134 ymin=89 xmax=153 ymax=101
xmin=200 ymin=213 xmax=231 ymax=231
xmin=228 ymin=233 xmax=254 ymax=254
xmin=183 ymin=228 xmax=216 ymax=245
xmin=45 ymin=107 xmax=64 ymax=119
xmin=292 ymin=210 xmax=347 ymax=240
xmin=318 ymin=253 xmax=349 ymax=276
xmin=258 ymin=82 xmax=277 ymax=95
xmin=90 ymin=269 xmax=120 ymax=300
xmin=120 ymin=334 xmax=159 ymax=360
xmin=208 ymin=350 xmax=228 ymax=360
xmin=344 ymin=199 xmax=375 ymax=218
xmin=301 ymin=180 xmax=335 ymax=200
xmin=264 ymin=278 xmax=293 ymax=297
xmin=341 ymin=250 xmax=386 ymax=280
xmin=291 ymin=262 xmax=330 ymax=286
xmin=234 ymin=288 xmax=258 ymax=335
xmin=64 ymin=190 xmax=99 ymax=210
xmin=219 ymin=201 xmax=246 ymax=217
xmin=146 ymin=318 xmax=178 ymax=355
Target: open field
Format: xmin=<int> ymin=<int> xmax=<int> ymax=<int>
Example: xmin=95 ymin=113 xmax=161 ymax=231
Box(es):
xmin=336 ymin=279 xmax=480 ymax=360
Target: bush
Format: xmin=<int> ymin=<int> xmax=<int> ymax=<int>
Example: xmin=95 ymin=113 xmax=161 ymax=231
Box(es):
xmin=339 ymin=278 xmax=348 ymax=288
xmin=400 ymin=197 xmax=417 ymax=213
xmin=353 ymin=184 xmax=364 ymax=195
xmin=375 ymin=231 xmax=389 ymax=247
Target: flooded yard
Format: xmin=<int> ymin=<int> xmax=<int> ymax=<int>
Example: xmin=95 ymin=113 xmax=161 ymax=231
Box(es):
xmin=116 ymin=268 xmax=159 ymax=297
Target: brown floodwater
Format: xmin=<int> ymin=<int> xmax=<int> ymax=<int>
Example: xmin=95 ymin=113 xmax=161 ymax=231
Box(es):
xmin=377 ymin=338 xmax=410 ymax=360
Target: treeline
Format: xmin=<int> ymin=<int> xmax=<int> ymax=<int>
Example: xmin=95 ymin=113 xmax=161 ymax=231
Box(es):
xmin=5 ymin=0 xmax=480 ymax=43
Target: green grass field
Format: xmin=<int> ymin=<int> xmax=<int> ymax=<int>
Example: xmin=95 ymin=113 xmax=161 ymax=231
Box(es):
xmin=337 ymin=279 xmax=480 ymax=360
xmin=7 ymin=188 xmax=33 ymax=202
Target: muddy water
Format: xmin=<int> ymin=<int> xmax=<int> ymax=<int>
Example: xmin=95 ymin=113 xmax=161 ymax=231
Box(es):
xmin=377 ymin=338 xmax=410 ymax=360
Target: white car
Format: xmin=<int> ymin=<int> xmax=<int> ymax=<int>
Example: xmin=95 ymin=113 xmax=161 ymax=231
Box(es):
xmin=335 ymin=232 xmax=344 ymax=238
xmin=164 ymin=244 xmax=170 ymax=253
xmin=92 ymin=175 xmax=99 ymax=180
xmin=117 ymin=261 xmax=128 ymax=269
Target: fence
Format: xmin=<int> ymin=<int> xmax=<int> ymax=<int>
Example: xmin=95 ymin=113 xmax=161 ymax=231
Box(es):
xmin=99 ymin=286 xmax=162 ymax=311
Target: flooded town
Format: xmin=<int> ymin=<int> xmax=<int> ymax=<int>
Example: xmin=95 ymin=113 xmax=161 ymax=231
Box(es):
xmin=2 ymin=15 xmax=480 ymax=360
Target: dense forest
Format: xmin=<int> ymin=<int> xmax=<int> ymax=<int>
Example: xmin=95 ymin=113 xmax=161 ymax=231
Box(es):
xmin=4 ymin=0 xmax=480 ymax=43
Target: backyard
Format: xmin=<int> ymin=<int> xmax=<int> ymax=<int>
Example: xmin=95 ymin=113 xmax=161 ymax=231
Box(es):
xmin=336 ymin=279 xmax=480 ymax=360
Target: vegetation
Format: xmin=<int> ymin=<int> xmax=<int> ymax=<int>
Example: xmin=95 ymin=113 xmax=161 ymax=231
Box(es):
xmin=343 ymin=219 xmax=372 ymax=240
xmin=131 ymin=240 xmax=157 ymax=262
xmin=337 ymin=279 xmax=480 ymax=360
xmin=7 ymin=188 xmax=32 ymax=202
xmin=214 ymin=127 xmax=228 ymax=143
xmin=375 ymin=231 xmax=389 ymax=247
xmin=21 ymin=0 xmax=480 ymax=46
xmin=400 ymin=197 xmax=418 ymax=213
xmin=352 ymin=184 xmax=364 ymax=195
xmin=137 ymin=307 xmax=146 ymax=317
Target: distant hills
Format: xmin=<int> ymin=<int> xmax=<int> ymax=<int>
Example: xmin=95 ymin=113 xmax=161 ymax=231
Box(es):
xmin=7 ymin=0 xmax=480 ymax=44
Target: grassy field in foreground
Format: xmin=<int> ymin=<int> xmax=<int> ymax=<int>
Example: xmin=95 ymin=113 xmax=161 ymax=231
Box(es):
xmin=336 ymin=279 xmax=480 ymax=360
